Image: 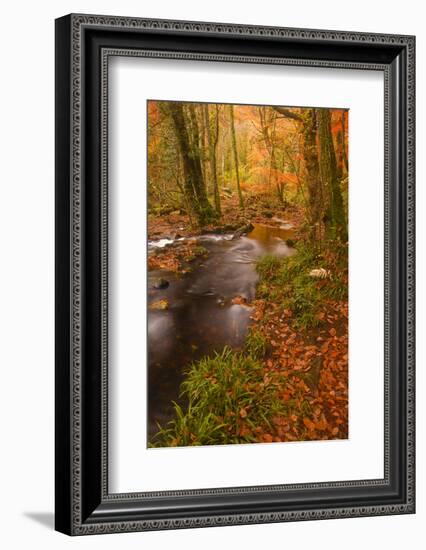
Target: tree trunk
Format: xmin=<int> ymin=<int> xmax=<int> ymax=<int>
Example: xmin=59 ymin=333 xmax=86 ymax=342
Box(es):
xmin=204 ymin=104 xmax=221 ymax=214
xmin=198 ymin=105 xmax=208 ymax=188
xmin=229 ymin=105 xmax=244 ymax=208
xmin=163 ymin=102 xmax=216 ymax=226
xmin=317 ymin=109 xmax=347 ymax=241
xmin=341 ymin=110 xmax=349 ymax=173
xmin=274 ymin=106 xmax=321 ymax=231
xmin=302 ymin=109 xmax=323 ymax=240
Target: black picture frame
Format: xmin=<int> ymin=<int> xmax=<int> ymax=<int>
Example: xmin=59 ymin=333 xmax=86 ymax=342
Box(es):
xmin=55 ymin=13 xmax=415 ymax=535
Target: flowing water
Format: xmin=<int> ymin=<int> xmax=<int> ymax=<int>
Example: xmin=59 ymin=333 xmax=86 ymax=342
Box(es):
xmin=147 ymin=222 xmax=295 ymax=439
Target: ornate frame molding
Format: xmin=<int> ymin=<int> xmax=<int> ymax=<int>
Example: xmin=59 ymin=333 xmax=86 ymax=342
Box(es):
xmin=55 ymin=14 xmax=415 ymax=536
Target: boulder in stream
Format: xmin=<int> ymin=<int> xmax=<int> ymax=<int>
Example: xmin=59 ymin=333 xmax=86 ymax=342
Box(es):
xmin=232 ymin=222 xmax=254 ymax=239
xmin=152 ymin=278 xmax=169 ymax=290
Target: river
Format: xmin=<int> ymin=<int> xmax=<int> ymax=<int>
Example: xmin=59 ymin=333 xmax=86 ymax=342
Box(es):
xmin=147 ymin=222 xmax=295 ymax=440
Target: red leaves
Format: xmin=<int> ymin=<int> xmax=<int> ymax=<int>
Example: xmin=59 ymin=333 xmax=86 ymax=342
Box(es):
xmin=314 ymin=417 xmax=328 ymax=432
xmin=303 ymin=417 xmax=315 ymax=431
xmin=247 ymin=280 xmax=348 ymax=443
xmin=238 ymin=424 xmax=251 ymax=437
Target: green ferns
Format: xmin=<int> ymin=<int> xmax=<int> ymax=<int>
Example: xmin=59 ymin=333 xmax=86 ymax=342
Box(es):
xmin=150 ymin=347 xmax=288 ymax=447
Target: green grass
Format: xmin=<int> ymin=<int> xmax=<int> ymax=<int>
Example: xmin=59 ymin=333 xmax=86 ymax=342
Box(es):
xmin=255 ymin=241 xmax=347 ymax=330
xmin=149 ymin=347 xmax=288 ymax=447
xmin=245 ymin=327 xmax=267 ymax=359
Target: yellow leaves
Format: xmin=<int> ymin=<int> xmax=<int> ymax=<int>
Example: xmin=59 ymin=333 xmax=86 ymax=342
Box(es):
xmin=148 ymin=255 xmax=180 ymax=272
xmin=149 ymin=299 xmax=169 ymax=310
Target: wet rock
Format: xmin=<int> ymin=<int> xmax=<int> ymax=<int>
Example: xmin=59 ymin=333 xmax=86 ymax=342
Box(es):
xmin=216 ymin=296 xmax=226 ymax=307
xmin=149 ymin=299 xmax=169 ymax=310
xmin=232 ymin=222 xmax=255 ymax=239
xmin=231 ymin=295 xmax=248 ymax=306
xmin=152 ymin=278 xmax=169 ymax=290
xmin=223 ymin=223 xmax=240 ymax=231
xmin=200 ymin=227 xmax=218 ymax=235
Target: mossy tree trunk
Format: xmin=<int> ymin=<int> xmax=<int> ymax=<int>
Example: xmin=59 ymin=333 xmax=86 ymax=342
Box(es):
xmin=302 ymin=109 xmax=323 ymax=240
xmin=163 ymin=102 xmax=216 ymax=226
xmin=317 ymin=108 xmax=347 ymax=241
xmin=204 ymin=104 xmax=221 ymax=215
xmin=259 ymin=107 xmax=284 ymax=204
xmin=274 ymin=107 xmax=322 ymax=237
xmin=229 ymin=104 xmax=244 ymax=208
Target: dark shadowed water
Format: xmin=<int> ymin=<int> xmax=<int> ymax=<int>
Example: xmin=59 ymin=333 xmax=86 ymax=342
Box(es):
xmin=147 ymin=223 xmax=295 ymax=439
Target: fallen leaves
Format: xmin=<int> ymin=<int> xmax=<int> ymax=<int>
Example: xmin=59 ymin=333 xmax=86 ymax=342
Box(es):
xmin=309 ymin=267 xmax=331 ymax=279
xmin=231 ymin=295 xmax=249 ymax=306
xmin=148 ymin=241 xmax=208 ymax=273
xmin=239 ymin=407 xmax=248 ymax=418
xmin=149 ymin=299 xmax=169 ymax=310
xmin=303 ymin=417 xmax=316 ymax=431
xmin=248 ymin=286 xmax=348 ymax=443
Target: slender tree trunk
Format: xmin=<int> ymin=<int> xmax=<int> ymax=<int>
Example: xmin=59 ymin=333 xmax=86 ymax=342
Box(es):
xmin=302 ymin=109 xmax=323 ymax=240
xmin=269 ymin=116 xmax=284 ymax=204
xmin=258 ymin=107 xmax=283 ymax=202
xmin=204 ymin=104 xmax=221 ymax=214
xmin=273 ymin=106 xmax=322 ymax=236
xmin=258 ymin=107 xmax=272 ymax=190
xmin=341 ymin=110 xmax=349 ymax=173
xmin=163 ymin=102 xmax=215 ymax=226
xmin=198 ymin=105 xmax=208 ymax=188
xmin=334 ymin=111 xmax=348 ymax=182
xmin=317 ymin=108 xmax=347 ymax=241
xmin=229 ymin=105 xmax=244 ymax=208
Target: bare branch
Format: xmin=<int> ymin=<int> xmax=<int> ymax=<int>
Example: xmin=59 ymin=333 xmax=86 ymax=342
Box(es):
xmin=273 ymin=106 xmax=303 ymax=122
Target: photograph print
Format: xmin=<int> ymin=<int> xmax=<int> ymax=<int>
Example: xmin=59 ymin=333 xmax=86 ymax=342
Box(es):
xmin=147 ymin=100 xmax=349 ymax=448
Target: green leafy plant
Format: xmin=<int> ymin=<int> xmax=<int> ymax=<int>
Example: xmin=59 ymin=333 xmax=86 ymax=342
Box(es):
xmin=150 ymin=347 xmax=288 ymax=447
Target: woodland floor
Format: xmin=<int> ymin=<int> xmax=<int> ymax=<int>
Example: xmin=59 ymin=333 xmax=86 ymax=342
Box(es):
xmin=148 ymin=195 xmax=348 ymax=445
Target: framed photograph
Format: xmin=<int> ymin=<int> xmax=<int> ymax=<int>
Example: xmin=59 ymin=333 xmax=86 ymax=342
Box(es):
xmin=55 ymin=14 xmax=415 ymax=535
